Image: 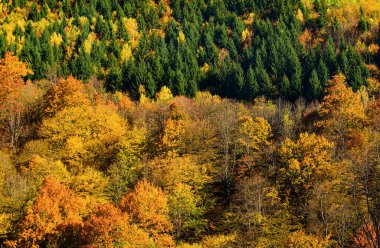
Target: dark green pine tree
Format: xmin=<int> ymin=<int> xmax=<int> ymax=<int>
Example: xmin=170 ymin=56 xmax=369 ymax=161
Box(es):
xmin=279 ymin=74 xmax=291 ymax=98
xmin=28 ymin=2 xmax=40 ymax=21
xmin=307 ymin=69 xmax=322 ymax=101
xmin=174 ymin=69 xmax=186 ymax=96
xmin=0 ymin=33 xmax=6 ymax=57
xmin=122 ymin=60 xmax=138 ymax=98
xmin=317 ymin=59 xmax=329 ymax=88
xmin=145 ymin=72 xmax=157 ymax=98
xmin=358 ymin=7 xmax=370 ymax=33
xmin=285 ymin=43 xmax=302 ymax=100
xmin=338 ymin=51 xmax=348 ymax=77
xmin=62 ymin=0 xmax=73 ymax=15
xmin=244 ymin=67 xmax=260 ymax=100
xmin=226 ymin=59 xmax=244 ymax=98
xmin=204 ymin=33 xmax=219 ymax=65
xmin=256 ymin=66 xmax=274 ymax=98
xmin=40 ymin=2 xmax=49 ymax=19
xmin=214 ymin=24 xmax=228 ymax=48
xmin=75 ymin=46 xmax=93 ymax=81
xmin=255 ymin=52 xmax=276 ymax=97
xmin=325 ymin=38 xmax=337 ymax=72
xmin=107 ymin=63 xmax=123 ymax=92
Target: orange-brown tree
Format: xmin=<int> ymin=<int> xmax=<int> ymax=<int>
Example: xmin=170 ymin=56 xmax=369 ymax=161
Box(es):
xmin=120 ymin=179 xmax=175 ymax=247
xmin=7 ymin=176 xmax=84 ymax=247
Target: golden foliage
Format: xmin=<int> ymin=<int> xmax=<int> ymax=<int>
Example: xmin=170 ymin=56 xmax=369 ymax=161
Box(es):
xmin=288 ymin=231 xmax=333 ymax=248
xmin=177 ymin=30 xmax=186 ymax=43
xmin=49 ymin=32 xmax=63 ymax=47
xmin=148 ymin=155 xmax=209 ymax=191
xmin=299 ymin=29 xmax=313 ymax=47
xmin=279 ymin=133 xmax=334 ymax=192
xmin=368 ymin=43 xmax=379 ymax=55
xmin=12 ymin=177 xmax=84 ymax=247
xmin=123 ymin=17 xmax=141 ymax=49
xmin=241 ymin=28 xmax=252 ymax=43
xmin=296 ymin=9 xmax=305 ymax=23
xmin=156 ymin=86 xmax=174 ymax=102
xmin=44 ymin=76 xmax=90 ymax=115
xmin=120 ymin=179 xmax=175 ymax=247
xmin=83 ymin=32 xmax=97 ymax=54
xmin=316 ymin=74 xmax=367 ymax=143
xmin=39 ymin=105 xmax=127 ymax=170
xmin=121 ymin=42 xmax=133 ymax=62
xmin=80 ymin=203 xmax=153 ymax=247
xmin=21 ymin=155 xmax=70 ymax=187
xmin=237 ymin=116 xmax=272 ymax=154
xmin=0 ymin=52 xmax=29 ymax=102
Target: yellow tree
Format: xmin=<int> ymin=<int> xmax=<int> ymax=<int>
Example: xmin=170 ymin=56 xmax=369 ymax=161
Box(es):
xmin=120 ymin=179 xmax=175 ymax=247
xmin=168 ymin=183 xmax=205 ymax=239
xmin=156 ymin=86 xmax=174 ymax=102
xmin=237 ymin=116 xmax=272 ymax=177
xmin=39 ymin=105 xmax=127 ymax=171
xmin=158 ymin=103 xmax=189 ymax=158
xmin=148 ymin=155 xmax=210 ymax=192
xmin=278 ymin=133 xmax=334 ymax=207
xmin=316 ymin=74 xmax=367 ymax=151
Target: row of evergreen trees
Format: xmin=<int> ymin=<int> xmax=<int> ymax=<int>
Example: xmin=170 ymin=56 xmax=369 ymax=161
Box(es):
xmin=0 ymin=0 xmax=372 ymax=101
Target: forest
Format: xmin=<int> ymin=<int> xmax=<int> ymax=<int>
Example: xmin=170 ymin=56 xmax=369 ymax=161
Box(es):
xmin=1 ymin=0 xmax=380 ymax=247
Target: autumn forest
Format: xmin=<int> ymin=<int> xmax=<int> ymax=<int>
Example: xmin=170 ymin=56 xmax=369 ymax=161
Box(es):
xmin=1 ymin=0 xmax=380 ymax=247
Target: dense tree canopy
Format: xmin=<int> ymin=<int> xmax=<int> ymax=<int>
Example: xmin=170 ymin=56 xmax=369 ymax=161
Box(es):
xmin=2 ymin=0 xmax=380 ymax=247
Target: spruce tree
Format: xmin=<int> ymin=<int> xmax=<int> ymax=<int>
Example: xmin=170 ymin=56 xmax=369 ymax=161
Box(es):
xmin=307 ymin=69 xmax=322 ymax=100
xmin=244 ymin=67 xmax=260 ymax=100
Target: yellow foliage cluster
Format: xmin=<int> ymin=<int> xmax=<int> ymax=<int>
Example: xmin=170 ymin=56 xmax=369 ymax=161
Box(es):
xmin=368 ymin=43 xmax=380 ymax=55
xmin=49 ymin=32 xmax=63 ymax=47
xmin=65 ymin=18 xmax=81 ymax=45
xmin=0 ymin=8 xmax=26 ymax=46
xmin=296 ymin=8 xmax=305 ymax=23
xmin=244 ymin=13 xmax=255 ymax=25
xmin=31 ymin=18 xmax=50 ymax=36
xmin=39 ymin=105 xmax=127 ymax=170
xmin=149 ymin=155 xmax=209 ymax=191
xmin=241 ymin=28 xmax=252 ymax=43
xmin=120 ymin=42 xmax=132 ymax=62
xmin=79 ymin=16 xmax=89 ymax=27
xmin=279 ymin=133 xmax=334 ymax=191
xmin=83 ymin=32 xmax=97 ymax=54
xmin=238 ymin=116 xmax=272 ymax=154
xmin=201 ymin=63 xmax=210 ymax=73
xmin=156 ymin=86 xmax=174 ymax=102
xmin=177 ymin=30 xmax=186 ymax=43
xmin=44 ymin=76 xmax=90 ymax=115
xmin=122 ymin=17 xmax=141 ymax=49
xmin=288 ymin=231 xmax=333 ymax=248
xmin=120 ymin=179 xmax=175 ymax=247
xmin=317 ymin=74 xmax=367 ymax=141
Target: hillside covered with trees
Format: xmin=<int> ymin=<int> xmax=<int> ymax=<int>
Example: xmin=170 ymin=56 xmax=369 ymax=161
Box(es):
xmin=2 ymin=0 xmax=380 ymax=247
